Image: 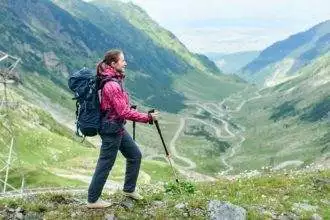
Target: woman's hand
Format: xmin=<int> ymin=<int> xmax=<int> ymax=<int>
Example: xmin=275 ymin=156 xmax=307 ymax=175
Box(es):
xmin=150 ymin=111 xmax=159 ymax=121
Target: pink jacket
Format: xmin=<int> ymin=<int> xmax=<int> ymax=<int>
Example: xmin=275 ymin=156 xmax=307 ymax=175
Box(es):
xmin=99 ymin=66 xmax=152 ymax=123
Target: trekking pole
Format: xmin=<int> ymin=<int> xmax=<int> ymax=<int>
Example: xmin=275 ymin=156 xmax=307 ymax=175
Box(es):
xmin=149 ymin=109 xmax=180 ymax=184
xmin=150 ymin=110 xmax=189 ymax=217
xmin=131 ymin=105 xmax=137 ymax=141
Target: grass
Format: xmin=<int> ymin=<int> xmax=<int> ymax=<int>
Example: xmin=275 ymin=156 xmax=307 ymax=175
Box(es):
xmin=176 ymin=135 xmax=227 ymax=175
xmin=0 ymin=102 xmax=96 ymax=190
xmin=20 ymin=74 xmax=75 ymax=111
xmin=4 ymin=168 xmax=84 ymax=189
xmin=219 ymin=55 xmax=330 ymax=173
xmin=174 ymin=71 xmax=245 ymax=101
xmin=0 ymin=170 xmax=328 ymax=219
xmin=230 ymin=102 xmax=329 ymax=172
xmin=141 ymin=160 xmax=179 ymax=182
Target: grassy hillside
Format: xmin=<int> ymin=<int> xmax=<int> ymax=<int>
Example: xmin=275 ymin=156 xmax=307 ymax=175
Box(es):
xmin=0 ymin=88 xmax=179 ymax=192
xmin=174 ymin=70 xmax=245 ymax=101
xmin=227 ymin=53 xmax=330 ymax=172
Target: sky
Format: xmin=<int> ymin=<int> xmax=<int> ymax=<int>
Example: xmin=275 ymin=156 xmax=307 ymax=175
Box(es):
xmin=120 ymin=0 xmax=330 ymax=54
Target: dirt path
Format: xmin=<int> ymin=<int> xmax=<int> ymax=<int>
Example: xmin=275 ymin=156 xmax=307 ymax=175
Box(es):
xmin=184 ymin=89 xmax=263 ymax=175
xmin=169 ymin=118 xmax=197 ymax=170
xmin=220 ymin=135 xmax=246 ymax=175
xmin=218 ymin=90 xmax=262 ymax=173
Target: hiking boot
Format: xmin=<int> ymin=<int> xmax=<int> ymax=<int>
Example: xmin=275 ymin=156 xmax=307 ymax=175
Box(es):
xmin=87 ymin=199 xmax=112 ymax=209
xmin=123 ymin=191 xmax=143 ymax=200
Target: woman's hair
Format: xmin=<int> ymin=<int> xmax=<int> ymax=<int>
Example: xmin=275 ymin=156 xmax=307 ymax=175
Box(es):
xmin=96 ymin=49 xmax=123 ymax=75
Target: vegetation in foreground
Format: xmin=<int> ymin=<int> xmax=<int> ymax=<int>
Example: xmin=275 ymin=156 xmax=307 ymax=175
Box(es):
xmin=0 ymin=170 xmax=329 ymax=219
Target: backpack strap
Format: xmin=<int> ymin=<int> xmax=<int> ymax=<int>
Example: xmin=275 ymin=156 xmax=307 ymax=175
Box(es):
xmin=98 ymin=76 xmax=123 ymax=120
xmin=75 ymin=100 xmax=84 ymax=138
xmin=98 ymin=76 xmax=123 ymax=92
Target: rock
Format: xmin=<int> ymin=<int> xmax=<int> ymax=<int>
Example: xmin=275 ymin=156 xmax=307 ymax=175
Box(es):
xmin=15 ymin=207 xmax=23 ymax=213
xmin=105 ymin=213 xmax=117 ymax=220
xmin=278 ymin=213 xmax=299 ymax=220
xmin=175 ymin=203 xmax=186 ymax=210
xmin=208 ymin=200 xmax=246 ymax=220
xmin=24 ymin=212 xmax=43 ymax=220
xmin=278 ymin=214 xmax=290 ymax=220
xmin=15 ymin=212 xmax=24 ymax=220
xmin=310 ymin=213 xmax=323 ymax=220
xmin=121 ymin=199 xmax=134 ymax=210
xmin=292 ymin=203 xmax=318 ymax=213
xmin=152 ymin=201 xmax=164 ymax=208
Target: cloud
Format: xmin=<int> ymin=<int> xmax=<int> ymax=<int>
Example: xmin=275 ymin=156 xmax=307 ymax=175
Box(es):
xmin=122 ymin=0 xmax=330 ymax=53
xmin=129 ymin=0 xmax=329 ymax=24
xmin=172 ymin=26 xmax=295 ymax=53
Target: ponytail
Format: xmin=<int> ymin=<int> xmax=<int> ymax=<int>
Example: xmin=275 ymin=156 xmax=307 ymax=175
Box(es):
xmin=96 ymin=49 xmax=123 ymax=76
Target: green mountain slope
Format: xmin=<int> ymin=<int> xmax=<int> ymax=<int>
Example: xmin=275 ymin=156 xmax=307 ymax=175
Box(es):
xmin=89 ymin=0 xmax=221 ymax=75
xmin=0 ymin=88 xmax=177 ymax=191
xmin=0 ymin=0 xmax=244 ymax=115
xmin=53 ymin=0 xmax=245 ymax=102
xmin=240 ymin=20 xmax=330 ymax=86
xmin=228 ymin=53 xmax=330 ymax=171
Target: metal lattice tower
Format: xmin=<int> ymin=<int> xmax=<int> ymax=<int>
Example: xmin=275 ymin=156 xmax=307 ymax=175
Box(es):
xmin=0 ymin=50 xmax=24 ymax=193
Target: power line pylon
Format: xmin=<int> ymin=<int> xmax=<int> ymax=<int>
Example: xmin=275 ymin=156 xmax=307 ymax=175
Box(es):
xmin=0 ymin=50 xmax=24 ymax=194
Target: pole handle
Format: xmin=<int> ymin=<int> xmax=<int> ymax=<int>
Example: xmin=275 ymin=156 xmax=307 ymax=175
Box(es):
xmin=149 ymin=109 xmax=170 ymax=157
xmin=132 ymin=105 xmax=137 ymax=141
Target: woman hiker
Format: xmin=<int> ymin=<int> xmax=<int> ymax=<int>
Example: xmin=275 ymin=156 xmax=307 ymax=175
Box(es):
xmin=87 ymin=49 xmax=159 ymax=208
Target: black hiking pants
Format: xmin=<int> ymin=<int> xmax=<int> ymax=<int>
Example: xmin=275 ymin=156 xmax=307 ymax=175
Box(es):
xmin=88 ymin=129 xmax=142 ymax=203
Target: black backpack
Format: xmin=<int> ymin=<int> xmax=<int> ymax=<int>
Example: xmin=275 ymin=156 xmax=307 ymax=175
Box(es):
xmin=68 ymin=67 xmax=118 ymax=137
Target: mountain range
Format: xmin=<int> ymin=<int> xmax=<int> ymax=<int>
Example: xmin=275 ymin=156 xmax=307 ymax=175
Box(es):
xmin=0 ymin=0 xmax=244 ymax=114
xmin=239 ymin=20 xmax=330 ymax=87
xmin=206 ymin=51 xmax=260 ymax=74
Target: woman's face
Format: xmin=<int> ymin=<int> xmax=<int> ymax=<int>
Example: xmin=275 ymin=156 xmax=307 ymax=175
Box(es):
xmin=112 ymin=53 xmax=127 ymax=73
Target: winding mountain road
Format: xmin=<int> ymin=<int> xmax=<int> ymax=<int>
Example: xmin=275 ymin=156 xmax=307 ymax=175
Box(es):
xmin=175 ymin=89 xmax=263 ymax=176
xmin=169 ymin=118 xmax=197 ymax=170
